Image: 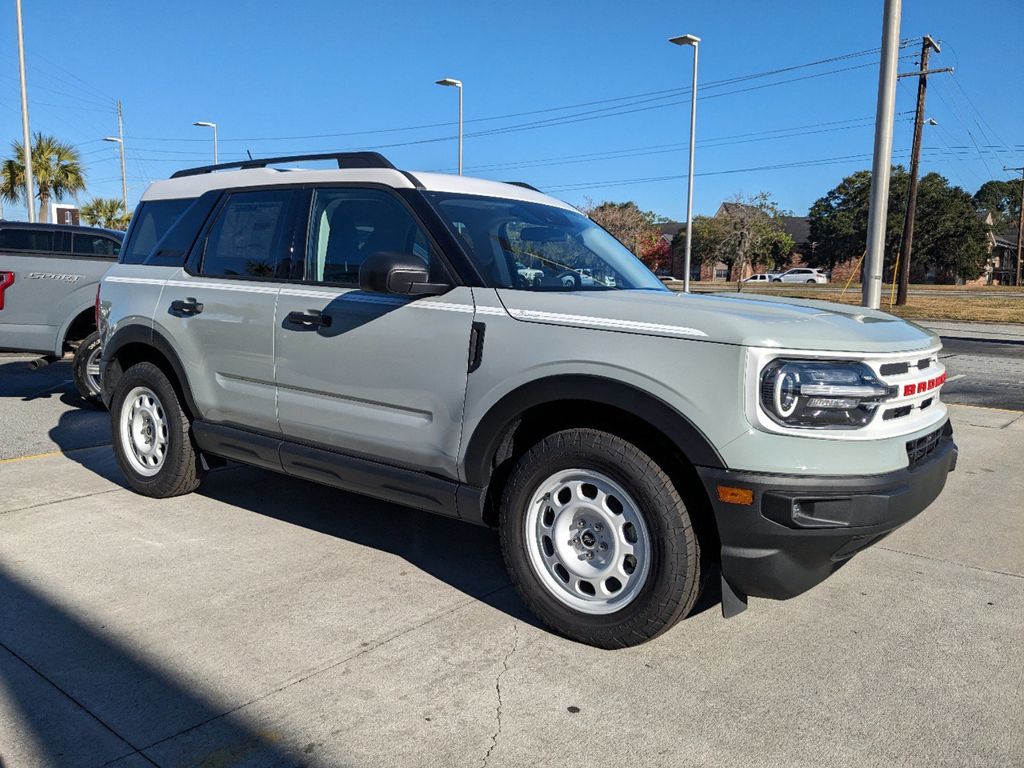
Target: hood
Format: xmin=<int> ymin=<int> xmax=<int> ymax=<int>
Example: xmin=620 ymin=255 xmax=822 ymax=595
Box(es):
xmin=495 ymin=288 xmax=939 ymax=354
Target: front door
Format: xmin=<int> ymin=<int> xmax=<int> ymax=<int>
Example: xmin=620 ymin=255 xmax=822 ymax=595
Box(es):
xmin=274 ymin=186 xmax=474 ymax=478
xmin=158 ymin=188 xmax=301 ymax=433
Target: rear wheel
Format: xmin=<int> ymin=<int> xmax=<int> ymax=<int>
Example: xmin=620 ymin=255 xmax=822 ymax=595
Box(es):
xmin=806 ymin=279 xmax=816 ymax=283
xmin=71 ymin=331 xmax=103 ymax=405
xmin=499 ymin=428 xmax=701 ymax=648
xmin=111 ymin=361 xmax=205 ymax=497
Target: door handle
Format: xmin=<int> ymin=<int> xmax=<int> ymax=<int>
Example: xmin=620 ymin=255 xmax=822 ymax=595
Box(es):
xmin=169 ymin=297 xmax=204 ymax=316
xmin=284 ymin=309 xmax=332 ymax=330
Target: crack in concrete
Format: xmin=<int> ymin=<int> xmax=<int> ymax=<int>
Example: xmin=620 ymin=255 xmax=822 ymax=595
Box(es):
xmin=480 ymin=622 xmax=519 ymax=768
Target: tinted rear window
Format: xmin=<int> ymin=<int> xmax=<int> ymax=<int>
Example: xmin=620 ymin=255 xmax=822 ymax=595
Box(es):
xmin=120 ymin=198 xmax=193 ymax=264
xmin=0 ymin=228 xmax=55 ymax=252
xmin=73 ymin=233 xmax=120 ymax=257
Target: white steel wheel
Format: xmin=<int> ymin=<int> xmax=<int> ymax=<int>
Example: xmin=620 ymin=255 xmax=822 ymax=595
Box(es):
xmin=524 ymin=468 xmax=652 ymax=615
xmin=119 ymin=386 xmax=169 ymax=477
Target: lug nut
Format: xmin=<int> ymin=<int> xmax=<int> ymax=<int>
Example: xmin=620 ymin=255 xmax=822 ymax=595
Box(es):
xmin=594 ymin=522 xmax=603 ymax=532
xmin=586 ymin=552 xmax=595 ymax=560
xmin=577 ymin=520 xmax=586 ymax=528
xmin=599 ymin=542 xmax=608 ymax=551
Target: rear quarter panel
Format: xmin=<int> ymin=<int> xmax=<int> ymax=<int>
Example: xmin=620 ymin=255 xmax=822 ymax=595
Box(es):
xmin=0 ymin=253 xmax=114 ymax=355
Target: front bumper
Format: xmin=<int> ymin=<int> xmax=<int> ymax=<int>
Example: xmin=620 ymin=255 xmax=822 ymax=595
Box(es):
xmin=696 ymin=420 xmax=957 ymax=602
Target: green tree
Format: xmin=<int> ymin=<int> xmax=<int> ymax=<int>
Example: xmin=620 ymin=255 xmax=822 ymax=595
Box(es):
xmin=688 ymin=192 xmax=795 ymax=289
xmin=914 ymin=173 xmax=989 ymax=281
xmin=1 ymin=133 xmax=86 ymax=223
xmin=973 ymin=178 xmax=1020 ymax=230
xmin=80 ymin=197 xmax=131 ymax=230
xmin=809 ymin=167 xmax=989 ymax=282
xmin=807 ymin=167 xmax=909 ymax=276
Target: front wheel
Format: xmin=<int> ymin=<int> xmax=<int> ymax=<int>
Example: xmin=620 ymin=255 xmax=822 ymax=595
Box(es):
xmin=72 ymin=330 xmax=103 ymax=405
xmin=499 ymin=429 xmax=701 ymax=648
xmin=806 ymin=279 xmax=816 ymax=283
xmin=110 ymin=361 xmax=205 ymax=498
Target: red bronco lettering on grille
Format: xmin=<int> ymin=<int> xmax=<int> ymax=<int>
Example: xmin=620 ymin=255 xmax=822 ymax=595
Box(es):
xmin=903 ymin=371 xmax=946 ymax=397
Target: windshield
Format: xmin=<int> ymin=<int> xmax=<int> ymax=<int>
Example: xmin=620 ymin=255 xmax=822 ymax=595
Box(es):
xmin=424 ymin=192 xmax=667 ymax=292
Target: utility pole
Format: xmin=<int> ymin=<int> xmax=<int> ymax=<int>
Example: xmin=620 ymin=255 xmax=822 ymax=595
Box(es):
xmin=895 ymin=36 xmax=952 ymax=305
xmin=15 ymin=0 xmax=36 ymax=222
xmin=1006 ymin=166 xmax=1024 ymax=287
xmin=863 ymin=0 xmax=902 ymax=309
xmin=116 ymin=100 xmax=127 ymax=210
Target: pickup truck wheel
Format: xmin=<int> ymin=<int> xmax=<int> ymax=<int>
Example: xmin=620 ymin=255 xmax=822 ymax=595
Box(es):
xmin=111 ymin=361 xmax=205 ymax=497
xmin=72 ymin=330 xmax=103 ymax=404
xmin=499 ymin=428 xmax=700 ymax=648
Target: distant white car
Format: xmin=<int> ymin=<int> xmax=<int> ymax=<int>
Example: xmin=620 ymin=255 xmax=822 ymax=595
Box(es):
xmin=515 ymin=263 xmax=545 ymax=283
xmin=742 ymin=273 xmax=779 ymax=283
xmin=773 ymin=268 xmax=829 ymax=284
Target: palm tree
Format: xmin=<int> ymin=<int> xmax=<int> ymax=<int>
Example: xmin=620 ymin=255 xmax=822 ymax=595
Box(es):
xmin=81 ymin=197 xmax=131 ymax=230
xmin=1 ymin=133 xmax=86 ymax=222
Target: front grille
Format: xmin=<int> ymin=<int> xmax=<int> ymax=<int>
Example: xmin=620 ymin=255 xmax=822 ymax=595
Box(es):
xmin=906 ymin=425 xmax=944 ymax=468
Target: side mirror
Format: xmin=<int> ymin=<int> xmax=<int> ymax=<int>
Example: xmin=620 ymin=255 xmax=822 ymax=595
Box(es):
xmin=358 ymin=251 xmax=450 ymax=296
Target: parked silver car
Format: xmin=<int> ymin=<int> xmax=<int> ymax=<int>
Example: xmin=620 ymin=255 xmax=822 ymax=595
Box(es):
xmin=98 ymin=152 xmax=955 ymax=648
xmin=0 ymin=221 xmax=124 ymax=401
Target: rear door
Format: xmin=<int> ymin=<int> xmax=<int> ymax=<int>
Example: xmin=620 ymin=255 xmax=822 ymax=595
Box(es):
xmin=157 ymin=188 xmax=301 ymax=433
xmin=274 ymin=186 xmax=474 ymax=477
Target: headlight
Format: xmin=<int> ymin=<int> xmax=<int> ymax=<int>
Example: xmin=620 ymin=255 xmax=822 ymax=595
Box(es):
xmin=759 ymin=360 xmax=894 ymax=429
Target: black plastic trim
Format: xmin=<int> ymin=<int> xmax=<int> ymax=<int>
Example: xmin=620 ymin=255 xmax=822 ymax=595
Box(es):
xmin=100 ymin=325 xmax=200 ymax=417
xmin=462 ymin=375 xmax=726 ymax=486
xmin=696 ymin=426 xmax=957 ymax=601
xmin=468 ymin=321 xmax=486 ymax=373
xmin=171 ymin=151 xmax=396 ymax=178
xmin=190 ymin=420 xmax=463 ymax=520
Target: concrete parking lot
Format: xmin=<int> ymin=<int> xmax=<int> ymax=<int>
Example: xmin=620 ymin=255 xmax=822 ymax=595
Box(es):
xmin=0 ymin=333 xmax=1022 ymax=767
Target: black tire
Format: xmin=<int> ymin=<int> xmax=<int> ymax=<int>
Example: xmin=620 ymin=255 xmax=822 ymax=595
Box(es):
xmin=110 ymin=361 xmax=205 ymax=498
xmin=806 ymin=279 xmax=816 ymax=283
xmin=499 ymin=428 xmax=701 ymax=649
xmin=772 ymin=278 xmax=782 ymax=282
xmin=71 ymin=330 xmax=103 ymax=405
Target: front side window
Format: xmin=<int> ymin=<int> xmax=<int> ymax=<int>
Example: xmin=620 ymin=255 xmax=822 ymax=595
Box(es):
xmin=201 ymin=190 xmax=296 ymax=278
xmin=424 ymin=193 xmax=665 ymax=292
xmin=73 ymin=233 xmax=120 ymax=257
xmin=306 ymin=188 xmax=436 ymax=286
xmin=0 ymin=228 xmax=55 ymax=253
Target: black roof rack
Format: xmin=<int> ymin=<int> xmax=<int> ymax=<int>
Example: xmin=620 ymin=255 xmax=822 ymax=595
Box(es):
xmin=170 ymin=151 xmax=396 ymax=178
xmin=505 ymin=181 xmax=541 ymax=192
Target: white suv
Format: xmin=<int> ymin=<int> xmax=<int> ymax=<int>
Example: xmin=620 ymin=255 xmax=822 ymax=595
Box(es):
xmin=773 ymin=268 xmax=829 ymax=284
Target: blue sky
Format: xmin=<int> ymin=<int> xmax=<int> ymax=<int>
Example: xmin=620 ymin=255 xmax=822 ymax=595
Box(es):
xmin=1 ymin=0 xmax=1020 ymax=222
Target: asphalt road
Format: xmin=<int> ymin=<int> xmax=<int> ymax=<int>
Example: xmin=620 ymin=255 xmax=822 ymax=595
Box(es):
xmin=0 ymin=329 xmax=1021 ymax=767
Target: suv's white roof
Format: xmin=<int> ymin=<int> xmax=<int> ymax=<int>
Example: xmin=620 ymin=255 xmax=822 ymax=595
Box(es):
xmin=140 ymin=167 xmax=577 ymax=212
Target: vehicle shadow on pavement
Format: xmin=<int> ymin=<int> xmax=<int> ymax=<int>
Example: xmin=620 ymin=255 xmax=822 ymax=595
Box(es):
xmin=0 ymin=358 xmax=74 ymax=401
xmin=195 ymin=465 xmax=544 ymax=628
xmin=0 ymin=566 xmax=312 ymax=767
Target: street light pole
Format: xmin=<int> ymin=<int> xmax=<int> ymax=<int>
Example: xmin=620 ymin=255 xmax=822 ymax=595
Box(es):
xmin=435 ymin=78 xmax=463 ymax=174
xmin=104 ymin=100 xmax=128 ymax=212
xmin=192 ymin=121 xmax=218 ymax=164
xmin=15 ymin=0 xmax=36 ymax=222
xmin=669 ymin=34 xmax=700 ymax=293
xmin=862 ymin=0 xmax=902 ymax=309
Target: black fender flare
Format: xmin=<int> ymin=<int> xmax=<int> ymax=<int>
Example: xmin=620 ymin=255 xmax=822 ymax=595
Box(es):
xmin=461 ymin=375 xmax=726 ymax=487
xmin=100 ymin=324 xmax=199 ymax=416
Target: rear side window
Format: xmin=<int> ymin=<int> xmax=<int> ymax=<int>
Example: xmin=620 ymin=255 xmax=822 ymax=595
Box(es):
xmin=73 ymin=233 xmax=120 ymax=257
xmin=199 ymin=190 xmax=297 ymax=278
xmin=120 ymin=199 xmax=192 ymax=264
xmin=0 ymin=228 xmax=55 ymax=253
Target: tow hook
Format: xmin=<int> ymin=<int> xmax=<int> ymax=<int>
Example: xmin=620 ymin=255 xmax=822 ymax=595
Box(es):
xmin=28 ymin=355 xmax=61 ymax=370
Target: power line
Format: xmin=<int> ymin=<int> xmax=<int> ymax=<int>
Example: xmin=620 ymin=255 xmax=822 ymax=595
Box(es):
xmin=123 ymin=45 xmax=916 ymax=145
